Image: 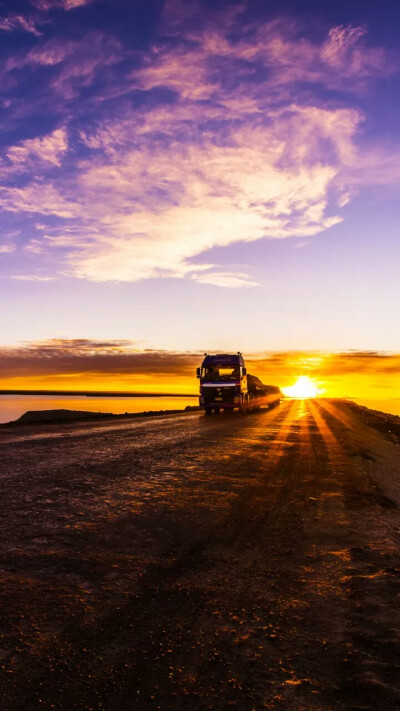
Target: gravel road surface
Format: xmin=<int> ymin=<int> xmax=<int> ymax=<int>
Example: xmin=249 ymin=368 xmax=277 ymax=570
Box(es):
xmin=1 ymin=399 xmax=400 ymax=710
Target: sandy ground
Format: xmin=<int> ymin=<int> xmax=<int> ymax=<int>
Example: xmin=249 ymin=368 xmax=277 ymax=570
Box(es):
xmin=0 ymin=399 xmax=400 ymax=710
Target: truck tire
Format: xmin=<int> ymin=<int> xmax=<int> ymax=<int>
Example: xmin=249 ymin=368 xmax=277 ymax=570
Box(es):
xmin=205 ymin=408 xmax=212 ymax=415
xmin=214 ymin=408 xmax=220 ymax=414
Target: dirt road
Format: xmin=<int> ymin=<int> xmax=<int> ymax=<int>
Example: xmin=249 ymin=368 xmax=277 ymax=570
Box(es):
xmin=1 ymin=399 xmax=400 ymax=710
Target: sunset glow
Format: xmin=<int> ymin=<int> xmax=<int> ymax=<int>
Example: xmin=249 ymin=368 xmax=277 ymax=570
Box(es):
xmin=0 ymin=0 xmax=399 ymax=408
xmin=282 ymin=377 xmax=319 ymax=399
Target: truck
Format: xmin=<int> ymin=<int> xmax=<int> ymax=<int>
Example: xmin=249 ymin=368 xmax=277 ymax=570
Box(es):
xmin=196 ymin=352 xmax=281 ymax=415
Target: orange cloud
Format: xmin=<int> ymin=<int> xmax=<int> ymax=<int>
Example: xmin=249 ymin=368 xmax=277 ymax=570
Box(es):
xmin=0 ymin=341 xmax=399 ymax=399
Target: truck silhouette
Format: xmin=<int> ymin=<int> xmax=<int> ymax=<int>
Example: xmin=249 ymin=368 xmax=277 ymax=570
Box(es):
xmin=197 ymin=353 xmax=281 ymax=414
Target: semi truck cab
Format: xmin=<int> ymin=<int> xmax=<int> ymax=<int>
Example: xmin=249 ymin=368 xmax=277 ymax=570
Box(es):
xmin=196 ymin=353 xmax=249 ymax=414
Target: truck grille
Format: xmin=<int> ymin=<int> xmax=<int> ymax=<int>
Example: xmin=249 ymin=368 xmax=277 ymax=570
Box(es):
xmin=202 ymin=387 xmax=236 ymax=404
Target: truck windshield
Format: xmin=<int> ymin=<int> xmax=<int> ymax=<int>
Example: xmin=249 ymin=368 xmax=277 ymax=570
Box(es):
xmin=202 ymin=366 xmax=240 ymax=381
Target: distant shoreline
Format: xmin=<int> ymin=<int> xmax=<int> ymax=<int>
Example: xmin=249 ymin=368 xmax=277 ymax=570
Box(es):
xmin=0 ymin=406 xmax=201 ymax=428
xmin=0 ymin=389 xmax=197 ymax=398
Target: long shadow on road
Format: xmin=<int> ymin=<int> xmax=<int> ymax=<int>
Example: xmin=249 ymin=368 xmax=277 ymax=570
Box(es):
xmin=2 ymin=401 xmax=400 ymax=710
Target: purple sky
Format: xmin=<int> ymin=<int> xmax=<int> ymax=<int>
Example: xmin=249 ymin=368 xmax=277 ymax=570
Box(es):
xmin=0 ymin=0 xmax=400 ymax=354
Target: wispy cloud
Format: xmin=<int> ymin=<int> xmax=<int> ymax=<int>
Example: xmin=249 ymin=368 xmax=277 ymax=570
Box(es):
xmin=0 ymin=183 xmax=76 ymax=219
xmin=0 ymin=14 xmax=41 ymax=36
xmin=32 ymin=0 xmax=94 ymax=11
xmin=0 ymin=244 xmax=15 ymax=254
xmin=6 ymin=33 xmax=123 ymax=100
xmin=6 ymin=127 xmax=68 ymax=169
xmin=192 ymin=271 xmax=260 ymax=288
xmin=48 ymin=34 xmax=122 ymax=99
xmin=10 ymin=274 xmax=56 ymax=281
xmin=134 ymin=17 xmax=389 ymax=101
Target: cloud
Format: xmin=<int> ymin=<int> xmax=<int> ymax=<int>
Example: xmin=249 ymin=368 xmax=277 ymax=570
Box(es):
xmin=0 ymin=103 xmax=353 ymax=282
xmin=0 ymin=244 xmax=15 ymax=254
xmin=192 ymin=271 xmax=260 ymax=288
xmin=32 ymin=0 xmax=94 ymax=11
xmin=0 ymin=339 xmax=201 ymax=381
xmin=0 ymin=9 xmax=397 ymax=286
xmin=48 ymin=34 xmax=122 ymax=99
xmin=246 ymin=351 xmax=400 ymax=384
xmin=0 ymin=14 xmax=41 ymax=36
xmin=6 ymin=33 xmax=123 ymax=100
xmin=0 ymin=183 xmax=77 ymax=219
xmin=322 ymin=351 xmax=400 ymax=376
xmin=6 ymin=127 xmax=68 ymax=169
xmin=134 ymin=15 xmax=390 ymax=100
xmin=17 ymin=42 xmax=72 ymax=68
xmin=24 ymin=239 xmax=45 ymax=254
xmin=10 ymin=274 xmax=56 ymax=281
xmin=1 ymin=342 xmax=400 ymax=397
xmin=321 ymin=25 xmax=387 ymax=80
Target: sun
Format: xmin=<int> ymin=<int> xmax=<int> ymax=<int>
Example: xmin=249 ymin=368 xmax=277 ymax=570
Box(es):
xmin=282 ymin=376 xmax=319 ymax=399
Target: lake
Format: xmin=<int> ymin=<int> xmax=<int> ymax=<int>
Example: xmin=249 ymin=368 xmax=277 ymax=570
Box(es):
xmin=0 ymin=395 xmax=399 ymax=425
xmin=0 ymin=394 xmax=199 ymax=424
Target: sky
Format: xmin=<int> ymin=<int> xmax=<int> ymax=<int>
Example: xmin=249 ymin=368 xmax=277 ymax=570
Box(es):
xmin=0 ymin=0 xmax=399 ymax=395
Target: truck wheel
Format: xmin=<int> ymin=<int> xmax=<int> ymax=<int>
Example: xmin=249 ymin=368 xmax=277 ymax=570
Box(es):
xmin=214 ymin=408 xmax=220 ymax=414
xmin=205 ymin=408 xmax=212 ymax=415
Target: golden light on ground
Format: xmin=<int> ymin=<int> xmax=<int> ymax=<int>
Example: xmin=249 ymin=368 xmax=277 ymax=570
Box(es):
xmin=282 ymin=376 xmax=319 ymax=399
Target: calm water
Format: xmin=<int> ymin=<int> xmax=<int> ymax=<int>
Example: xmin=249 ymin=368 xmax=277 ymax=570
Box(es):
xmin=0 ymin=394 xmax=199 ymax=424
xmin=0 ymin=395 xmax=399 ymax=425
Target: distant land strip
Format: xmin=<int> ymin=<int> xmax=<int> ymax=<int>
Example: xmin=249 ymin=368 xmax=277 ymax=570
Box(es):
xmin=0 ymin=390 xmax=197 ymax=398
